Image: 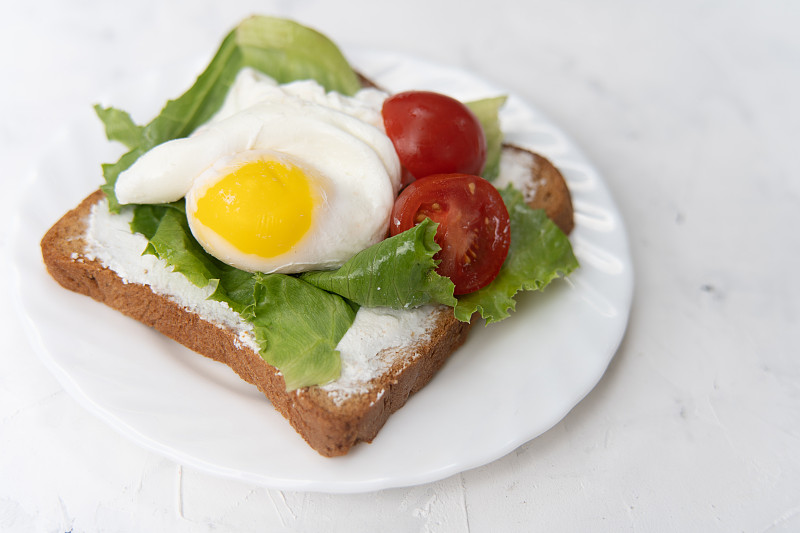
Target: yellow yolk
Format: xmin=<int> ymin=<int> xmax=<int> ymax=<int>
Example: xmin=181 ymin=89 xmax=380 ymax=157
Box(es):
xmin=193 ymin=159 xmax=315 ymax=258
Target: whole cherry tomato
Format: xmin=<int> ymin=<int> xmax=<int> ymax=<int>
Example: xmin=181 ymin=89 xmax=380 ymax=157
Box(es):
xmin=382 ymin=91 xmax=487 ymax=181
xmin=390 ymin=173 xmax=510 ymax=295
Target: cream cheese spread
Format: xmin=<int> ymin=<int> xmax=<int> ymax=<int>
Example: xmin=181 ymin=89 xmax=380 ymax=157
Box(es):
xmin=495 ymin=148 xmax=541 ymax=203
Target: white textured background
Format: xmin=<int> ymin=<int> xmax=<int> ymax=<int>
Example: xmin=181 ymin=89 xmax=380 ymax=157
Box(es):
xmin=2 ymin=1 xmax=799 ymax=531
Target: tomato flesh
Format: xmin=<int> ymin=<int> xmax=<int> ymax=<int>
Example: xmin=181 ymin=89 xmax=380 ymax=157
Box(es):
xmin=390 ymin=174 xmax=510 ymax=295
xmin=382 ymin=91 xmax=487 ymax=180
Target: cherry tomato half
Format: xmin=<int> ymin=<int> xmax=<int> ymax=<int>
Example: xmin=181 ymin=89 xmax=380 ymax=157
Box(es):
xmin=390 ymin=173 xmax=510 ymax=295
xmin=382 ymin=91 xmax=487 ymax=181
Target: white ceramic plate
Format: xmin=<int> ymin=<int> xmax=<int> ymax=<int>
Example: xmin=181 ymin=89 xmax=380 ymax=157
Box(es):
xmin=11 ymin=48 xmax=633 ymax=493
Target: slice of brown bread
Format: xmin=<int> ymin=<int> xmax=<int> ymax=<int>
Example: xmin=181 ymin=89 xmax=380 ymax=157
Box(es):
xmin=497 ymin=144 xmax=574 ymax=235
xmin=40 ymin=144 xmax=573 ymax=457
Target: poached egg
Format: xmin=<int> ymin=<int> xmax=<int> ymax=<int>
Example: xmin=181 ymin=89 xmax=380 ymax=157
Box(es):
xmin=114 ymin=69 xmax=401 ymax=274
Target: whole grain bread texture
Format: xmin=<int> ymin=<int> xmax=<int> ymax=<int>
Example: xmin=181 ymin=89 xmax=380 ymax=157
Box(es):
xmin=40 ymin=143 xmax=573 ymax=457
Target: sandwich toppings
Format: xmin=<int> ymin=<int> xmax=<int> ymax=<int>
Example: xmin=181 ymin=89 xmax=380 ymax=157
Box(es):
xmin=91 ymin=15 xmax=579 ymax=390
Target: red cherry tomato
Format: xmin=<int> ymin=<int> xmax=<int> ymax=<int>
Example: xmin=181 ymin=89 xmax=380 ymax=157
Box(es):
xmin=382 ymin=91 xmax=487 ymax=180
xmin=390 ymin=174 xmax=510 ymax=295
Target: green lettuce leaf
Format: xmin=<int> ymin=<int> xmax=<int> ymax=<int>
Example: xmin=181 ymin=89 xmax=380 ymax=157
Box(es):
xmin=98 ymin=15 xmax=361 ymax=212
xmin=454 ymin=186 xmax=579 ymax=323
xmin=93 ymin=105 xmax=145 ymax=149
xmin=129 ymin=203 xmax=172 ymax=240
xmin=250 ymin=274 xmax=356 ymax=390
xmin=128 ymin=198 xmax=355 ymax=390
xmin=208 ymin=269 xmax=258 ymax=321
xmin=134 ymin=202 xmax=220 ymax=288
xmin=301 ymin=218 xmax=457 ymax=309
xmin=130 ymin=200 xmax=258 ymax=316
xmin=466 ymin=96 xmax=507 ymax=181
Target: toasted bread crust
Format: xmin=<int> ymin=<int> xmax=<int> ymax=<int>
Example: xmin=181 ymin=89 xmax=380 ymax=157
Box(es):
xmin=503 ymin=144 xmax=574 ymax=235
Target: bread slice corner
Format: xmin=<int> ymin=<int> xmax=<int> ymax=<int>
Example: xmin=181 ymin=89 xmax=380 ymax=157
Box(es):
xmin=40 ymin=190 xmax=472 ymax=456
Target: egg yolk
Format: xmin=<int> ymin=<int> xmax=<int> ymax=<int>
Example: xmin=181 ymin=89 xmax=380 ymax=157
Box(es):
xmin=193 ymin=159 xmax=315 ymax=258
